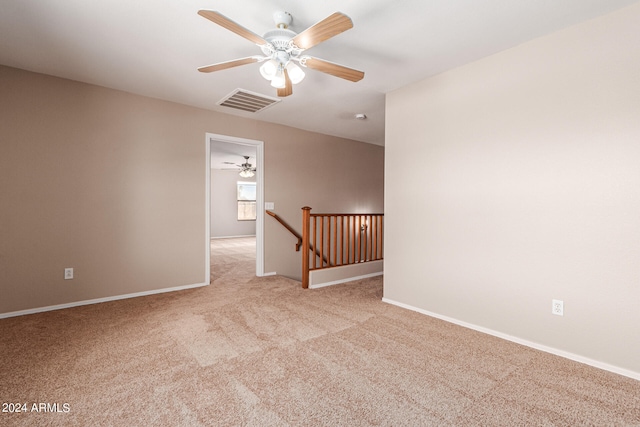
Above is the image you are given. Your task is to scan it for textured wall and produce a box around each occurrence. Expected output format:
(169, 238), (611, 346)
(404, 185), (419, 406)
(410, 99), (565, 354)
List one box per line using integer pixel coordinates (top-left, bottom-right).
(384, 4), (640, 375)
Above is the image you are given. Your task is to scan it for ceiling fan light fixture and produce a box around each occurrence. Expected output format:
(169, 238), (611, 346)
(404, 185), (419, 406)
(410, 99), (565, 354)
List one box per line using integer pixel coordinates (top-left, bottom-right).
(286, 62), (305, 84)
(259, 59), (278, 80)
(270, 68), (286, 88)
(239, 169), (255, 178)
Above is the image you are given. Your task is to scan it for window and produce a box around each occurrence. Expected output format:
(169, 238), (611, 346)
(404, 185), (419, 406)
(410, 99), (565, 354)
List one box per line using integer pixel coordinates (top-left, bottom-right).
(237, 182), (256, 221)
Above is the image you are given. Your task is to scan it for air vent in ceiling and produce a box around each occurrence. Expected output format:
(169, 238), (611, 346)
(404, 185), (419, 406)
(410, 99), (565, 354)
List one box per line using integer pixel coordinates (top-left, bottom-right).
(217, 89), (281, 113)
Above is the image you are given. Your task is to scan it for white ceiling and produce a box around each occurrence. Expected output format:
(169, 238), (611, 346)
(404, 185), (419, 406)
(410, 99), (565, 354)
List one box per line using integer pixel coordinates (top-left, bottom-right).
(210, 139), (256, 171)
(1, 0), (637, 147)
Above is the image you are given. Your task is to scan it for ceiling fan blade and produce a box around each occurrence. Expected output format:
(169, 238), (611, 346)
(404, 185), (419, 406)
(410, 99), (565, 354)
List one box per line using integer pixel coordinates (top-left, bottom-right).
(198, 57), (260, 73)
(277, 69), (293, 97)
(198, 10), (270, 46)
(291, 12), (353, 50)
(301, 57), (364, 82)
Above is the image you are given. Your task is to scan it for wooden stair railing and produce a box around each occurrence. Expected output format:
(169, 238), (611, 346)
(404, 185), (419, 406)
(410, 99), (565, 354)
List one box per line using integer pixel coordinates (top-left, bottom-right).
(301, 207), (384, 289)
(266, 210), (329, 264)
(266, 210), (302, 251)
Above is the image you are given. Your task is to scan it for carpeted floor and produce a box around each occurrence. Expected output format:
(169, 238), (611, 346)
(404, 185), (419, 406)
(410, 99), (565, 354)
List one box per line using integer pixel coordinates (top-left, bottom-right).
(1, 237), (639, 426)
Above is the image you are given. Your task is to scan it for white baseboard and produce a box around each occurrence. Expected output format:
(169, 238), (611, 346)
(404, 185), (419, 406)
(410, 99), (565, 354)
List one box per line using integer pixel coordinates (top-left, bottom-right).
(260, 271), (277, 277)
(0, 282), (208, 319)
(382, 298), (640, 381)
(310, 272), (383, 289)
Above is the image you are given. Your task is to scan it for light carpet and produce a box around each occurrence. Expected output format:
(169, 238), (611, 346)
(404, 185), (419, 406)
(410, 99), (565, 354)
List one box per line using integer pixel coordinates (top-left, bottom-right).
(1, 237), (638, 426)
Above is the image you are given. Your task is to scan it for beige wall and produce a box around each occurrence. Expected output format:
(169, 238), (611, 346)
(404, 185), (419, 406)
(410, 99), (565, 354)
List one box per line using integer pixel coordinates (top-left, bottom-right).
(211, 170), (256, 238)
(0, 65), (384, 314)
(385, 3), (640, 376)
(263, 125), (385, 279)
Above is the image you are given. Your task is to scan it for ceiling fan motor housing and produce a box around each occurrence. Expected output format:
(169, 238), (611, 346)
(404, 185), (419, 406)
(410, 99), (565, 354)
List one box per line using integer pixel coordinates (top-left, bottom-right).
(261, 29), (298, 55)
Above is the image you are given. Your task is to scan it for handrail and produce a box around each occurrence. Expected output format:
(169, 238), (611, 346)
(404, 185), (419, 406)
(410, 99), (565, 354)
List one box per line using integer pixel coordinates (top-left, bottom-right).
(266, 210), (302, 251)
(301, 207), (384, 289)
(266, 210), (329, 264)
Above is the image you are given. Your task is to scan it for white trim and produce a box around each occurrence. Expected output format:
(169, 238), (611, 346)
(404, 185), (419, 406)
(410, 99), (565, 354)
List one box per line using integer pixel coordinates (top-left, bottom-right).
(205, 136), (211, 283)
(309, 272), (383, 289)
(255, 141), (265, 276)
(261, 271), (277, 277)
(381, 298), (640, 381)
(0, 282), (207, 319)
(206, 133), (265, 279)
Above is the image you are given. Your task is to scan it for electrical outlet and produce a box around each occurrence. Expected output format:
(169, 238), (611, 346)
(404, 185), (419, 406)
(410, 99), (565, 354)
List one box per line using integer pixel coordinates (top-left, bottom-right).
(64, 268), (74, 280)
(552, 299), (563, 316)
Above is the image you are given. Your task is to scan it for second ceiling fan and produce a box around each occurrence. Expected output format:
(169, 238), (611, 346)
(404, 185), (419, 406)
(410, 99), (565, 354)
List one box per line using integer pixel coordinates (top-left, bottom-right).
(222, 156), (256, 177)
(197, 10), (365, 97)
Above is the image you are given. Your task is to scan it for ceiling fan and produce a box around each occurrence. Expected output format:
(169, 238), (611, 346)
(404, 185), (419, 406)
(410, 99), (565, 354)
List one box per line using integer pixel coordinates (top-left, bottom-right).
(197, 10), (365, 97)
(223, 156), (256, 178)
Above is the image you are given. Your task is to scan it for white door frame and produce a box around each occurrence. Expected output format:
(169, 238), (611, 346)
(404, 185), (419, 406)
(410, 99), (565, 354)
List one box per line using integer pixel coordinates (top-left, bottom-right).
(205, 133), (265, 283)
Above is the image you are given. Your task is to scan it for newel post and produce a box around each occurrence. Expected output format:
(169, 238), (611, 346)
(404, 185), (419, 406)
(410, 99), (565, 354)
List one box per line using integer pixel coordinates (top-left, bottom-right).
(301, 206), (312, 289)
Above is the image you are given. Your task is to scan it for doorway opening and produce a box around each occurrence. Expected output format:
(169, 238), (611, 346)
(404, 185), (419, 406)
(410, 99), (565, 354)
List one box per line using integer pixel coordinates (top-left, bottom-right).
(205, 133), (264, 283)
